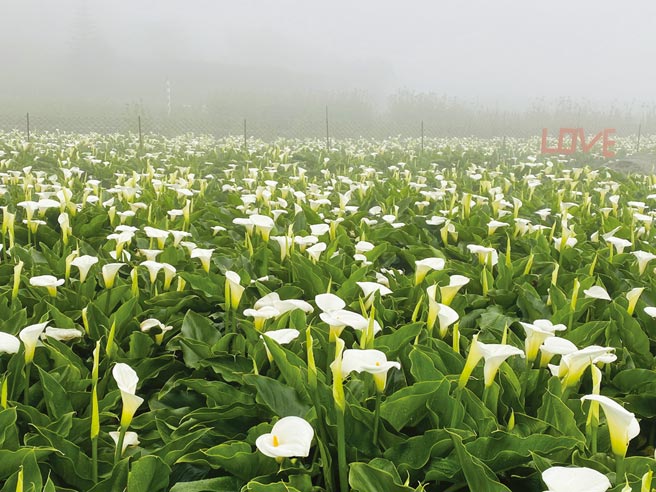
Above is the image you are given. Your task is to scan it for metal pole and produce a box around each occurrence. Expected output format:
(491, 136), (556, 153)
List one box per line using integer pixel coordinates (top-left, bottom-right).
(325, 106), (330, 150)
(26, 112), (30, 142)
(421, 120), (424, 154)
(166, 79), (172, 117)
(637, 123), (642, 153)
(243, 119), (247, 149)
(138, 115), (143, 148)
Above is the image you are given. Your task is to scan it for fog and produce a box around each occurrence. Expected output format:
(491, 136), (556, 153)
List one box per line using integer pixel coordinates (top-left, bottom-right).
(1, 0), (655, 137)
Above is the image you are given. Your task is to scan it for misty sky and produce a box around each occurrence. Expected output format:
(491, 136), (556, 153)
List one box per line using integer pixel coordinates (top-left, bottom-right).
(2, 0), (655, 108)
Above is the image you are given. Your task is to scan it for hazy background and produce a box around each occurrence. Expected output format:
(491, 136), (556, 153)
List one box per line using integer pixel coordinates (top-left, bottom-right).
(1, 0), (654, 138)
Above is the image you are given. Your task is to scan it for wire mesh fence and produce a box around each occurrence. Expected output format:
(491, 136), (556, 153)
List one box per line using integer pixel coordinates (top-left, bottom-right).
(0, 103), (653, 144)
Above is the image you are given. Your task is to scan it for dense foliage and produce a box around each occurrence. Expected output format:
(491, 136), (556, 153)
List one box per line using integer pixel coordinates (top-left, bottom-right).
(0, 132), (655, 491)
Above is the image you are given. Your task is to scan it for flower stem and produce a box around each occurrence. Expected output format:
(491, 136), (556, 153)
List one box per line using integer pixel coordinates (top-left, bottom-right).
(373, 391), (381, 446)
(23, 363), (31, 406)
(114, 425), (127, 465)
(92, 436), (98, 483)
(561, 387), (571, 402)
(325, 345), (333, 386)
(309, 393), (333, 491)
(449, 387), (463, 428)
(615, 453), (625, 484)
(336, 407), (348, 492)
(482, 385), (491, 411)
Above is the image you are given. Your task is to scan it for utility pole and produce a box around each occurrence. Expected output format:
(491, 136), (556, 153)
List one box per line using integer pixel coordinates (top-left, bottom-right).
(325, 106), (330, 151)
(138, 115), (143, 148)
(421, 120), (424, 155)
(166, 79), (172, 117)
(243, 119), (247, 150)
(26, 112), (31, 142)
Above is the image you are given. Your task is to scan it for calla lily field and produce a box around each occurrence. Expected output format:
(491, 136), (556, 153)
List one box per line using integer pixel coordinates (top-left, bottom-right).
(0, 132), (656, 491)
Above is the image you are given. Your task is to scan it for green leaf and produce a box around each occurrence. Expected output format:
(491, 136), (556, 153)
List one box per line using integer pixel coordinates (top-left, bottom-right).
(516, 283), (550, 320)
(448, 430), (512, 492)
(37, 366), (73, 420)
(0, 450), (43, 492)
(383, 429), (469, 475)
(374, 322), (423, 359)
(349, 461), (415, 492)
(178, 441), (277, 482)
(243, 374), (311, 418)
(609, 302), (652, 367)
(465, 431), (582, 472)
(244, 482), (303, 492)
(262, 338), (311, 403)
(169, 477), (242, 492)
(181, 310), (221, 345)
(564, 321), (611, 347)
(380, 380), (446, 431)
(0, 408), (20, 450)
(0, 448), (55, 482)
(127, 456), (170, 492)
(87, 456), (129, 492)
(42, 475), (57, 492)
(24, 426), (94, 489)
(537, 379), (585, 443)
(409, 346), (445, 383)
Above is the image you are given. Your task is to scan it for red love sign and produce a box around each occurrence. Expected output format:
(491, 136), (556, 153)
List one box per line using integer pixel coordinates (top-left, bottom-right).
(541, 128), (616, 158)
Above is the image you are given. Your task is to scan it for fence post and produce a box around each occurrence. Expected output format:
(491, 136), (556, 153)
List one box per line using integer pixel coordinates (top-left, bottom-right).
(138, 115), (143, 148)
(325, 106), (330, 151)
(26, 112), (30, 142)
(421, 120), (424, 154)
(637, 123), (641, 153)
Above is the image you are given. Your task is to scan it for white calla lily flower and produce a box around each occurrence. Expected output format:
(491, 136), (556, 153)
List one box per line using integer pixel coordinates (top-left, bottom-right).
(584, 286), (611, 301)
(190, 248), (214, 273)
(541, 466), (611, 492)
(581, 394), (640, 459)
(43, 327), (84, 341)
(414, 257), (445, 285)
(112, 363), (144, 428)
(0, 332), (21, 354)
(631, 250), (656, 275)
(476, 341), (525, 387)
(19, 321), (49, 363)
(109, 430), (140, 455)
(255, 416), (314, 459)
(356, 281), (392, 309)
(261, 328), (300, 361)
(626, 287), (644, 316)
(29, 275), (64, 297)
(244, 306), (280, 331)
(102, 263), (126, 288)
(225, 271), (245, 311)
(70, 255), (99, 283)
(520, 319), (566, 364)
(339, 348), (401, 392)
(439, 275), (470, 306)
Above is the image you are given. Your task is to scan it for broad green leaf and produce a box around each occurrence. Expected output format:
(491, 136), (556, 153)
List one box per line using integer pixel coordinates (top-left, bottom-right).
(169, 477), (242, 492)
(127, 455), (170, 492)
(448, 430), (512, 492)
(349, 461), (415, 492)
(380, 380), (446, 431)
(243, 374), (311, 418)
(37, 366), (74, 420)
(181, 309), (221, 345)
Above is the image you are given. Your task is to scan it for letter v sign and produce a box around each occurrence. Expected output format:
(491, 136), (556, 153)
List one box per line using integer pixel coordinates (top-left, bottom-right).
(578, 129), (603, 152)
